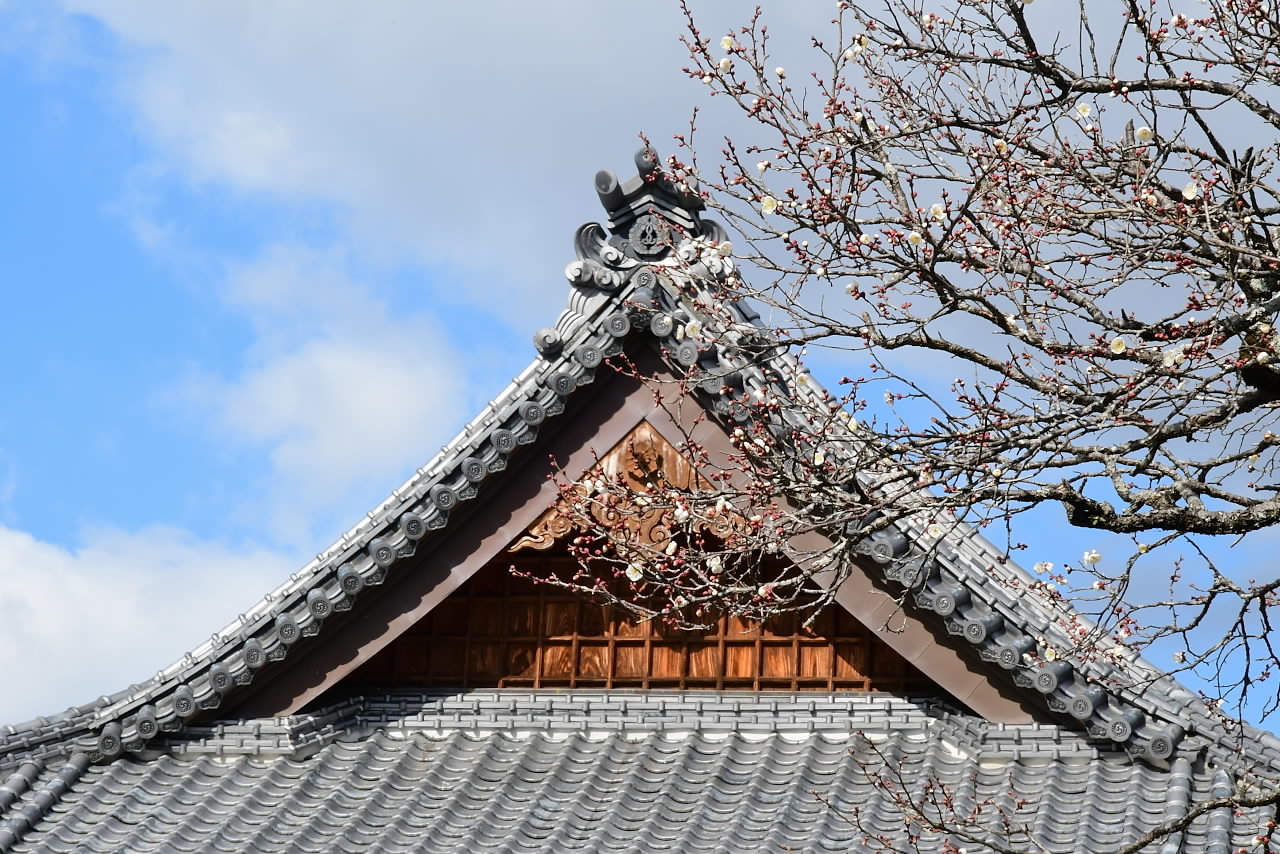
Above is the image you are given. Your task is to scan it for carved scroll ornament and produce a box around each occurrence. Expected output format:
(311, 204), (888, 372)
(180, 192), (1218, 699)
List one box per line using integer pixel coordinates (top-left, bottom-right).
(511, 421), (732, 552)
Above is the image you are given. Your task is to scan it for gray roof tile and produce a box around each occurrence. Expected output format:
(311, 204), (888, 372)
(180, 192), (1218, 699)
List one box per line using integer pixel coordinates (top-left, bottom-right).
(4, 152), (1280, 850)
(3, 691), (1275, 854)
(2, 155), (1273, 800)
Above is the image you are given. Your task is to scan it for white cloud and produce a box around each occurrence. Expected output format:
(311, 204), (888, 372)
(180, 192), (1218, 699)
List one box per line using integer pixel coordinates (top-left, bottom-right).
(176, 244), (466, 544)
(0, 523), (294, 726)
(56, 2), (709, 323)
(54, 2), (822, 323)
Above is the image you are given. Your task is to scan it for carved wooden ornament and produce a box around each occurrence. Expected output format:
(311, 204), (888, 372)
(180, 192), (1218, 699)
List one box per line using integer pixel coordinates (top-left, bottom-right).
(512, 421), (728, 551)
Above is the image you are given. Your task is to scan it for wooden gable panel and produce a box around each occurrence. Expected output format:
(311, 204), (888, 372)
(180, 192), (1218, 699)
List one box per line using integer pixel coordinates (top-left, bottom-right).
(343, 551), (939, 695)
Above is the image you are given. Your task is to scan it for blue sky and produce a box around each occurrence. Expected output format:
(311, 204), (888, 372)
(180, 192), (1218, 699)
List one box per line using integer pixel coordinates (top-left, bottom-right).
(0, 0), (785, 724)
(1, 2), (1272, 729)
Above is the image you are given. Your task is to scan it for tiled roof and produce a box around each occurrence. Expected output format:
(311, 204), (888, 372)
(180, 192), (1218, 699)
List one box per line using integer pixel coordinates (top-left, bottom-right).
(4, 148), (1280, 852)
(3, 692), (1272, 854)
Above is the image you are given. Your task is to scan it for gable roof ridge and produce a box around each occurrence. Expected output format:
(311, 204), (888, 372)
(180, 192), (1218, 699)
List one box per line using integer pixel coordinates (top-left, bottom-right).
(4, 148), (1277, 789)
(80, 689), (1158, 756)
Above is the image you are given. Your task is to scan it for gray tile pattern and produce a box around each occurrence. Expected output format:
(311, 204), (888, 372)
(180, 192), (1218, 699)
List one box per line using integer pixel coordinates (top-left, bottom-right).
(2, 148), (1243, 770)
(0, 151), (1245, 768)
(4, 151), (1280, 854)
(6, 693), (1273, 854)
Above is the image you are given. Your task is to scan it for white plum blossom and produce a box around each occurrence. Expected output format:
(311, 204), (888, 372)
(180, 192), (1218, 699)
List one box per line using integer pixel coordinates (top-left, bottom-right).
(1082, 549), (1102, 565)
(720, 35), (734, 51)
(1173, 650), (1187, 663)
(1109, 336), (1127, 354)
(758, 583), (777, 598)
(673, 504), (690, 523)
(757, 160), (770, 173)
(1033, 561), (1054, 574)
(1162, 346), (1187, 367)
(718, 57), (732, 73)
(993, 138), (1009, 154)
(907, 231), (924, 246)
(625, 563), (644, 582)
(707, 555), (723, 573)
(1135, 125), (1154, 143)
(845, 34), (869, 58)
(1182, 181), (1199, 200)
(1075, 102), (1092, 119)
(774, 66), (786, 78)
(717, 241), (733, 257)
(927, 523), (944, 538)
(761, 195), (779, 215)
(929, 202), (947, 221)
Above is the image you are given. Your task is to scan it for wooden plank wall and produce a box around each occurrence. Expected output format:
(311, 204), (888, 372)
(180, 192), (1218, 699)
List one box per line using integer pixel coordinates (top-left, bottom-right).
(344, 552), (935, 694)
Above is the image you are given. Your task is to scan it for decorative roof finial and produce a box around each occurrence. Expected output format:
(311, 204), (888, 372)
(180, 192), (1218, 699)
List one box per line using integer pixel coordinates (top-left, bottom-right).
(591, 147), (710, 262)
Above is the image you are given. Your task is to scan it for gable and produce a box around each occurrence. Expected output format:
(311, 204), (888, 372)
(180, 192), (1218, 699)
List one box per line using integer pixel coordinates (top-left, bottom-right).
(333, 551), (941, 697)
(0, 148), (1236, 788)
(297, 415), (1007, 718)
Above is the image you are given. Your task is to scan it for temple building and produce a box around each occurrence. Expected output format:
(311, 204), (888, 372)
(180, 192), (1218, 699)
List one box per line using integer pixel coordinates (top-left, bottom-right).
(2, 150), (1277, 853)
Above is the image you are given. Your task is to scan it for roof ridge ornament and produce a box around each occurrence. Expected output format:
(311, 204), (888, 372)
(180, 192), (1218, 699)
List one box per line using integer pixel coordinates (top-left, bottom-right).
(550, 148), (727, 357)
(592, 147), (718, 263)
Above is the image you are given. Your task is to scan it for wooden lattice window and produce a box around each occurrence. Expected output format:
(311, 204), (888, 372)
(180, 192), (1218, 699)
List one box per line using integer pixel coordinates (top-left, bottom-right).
(345, 553), (935, 694)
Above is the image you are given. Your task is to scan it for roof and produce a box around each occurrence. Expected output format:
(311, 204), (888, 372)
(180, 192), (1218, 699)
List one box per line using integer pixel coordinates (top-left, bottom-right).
(4, 147), (1280, 852)
(4, 691), (1270, 854)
